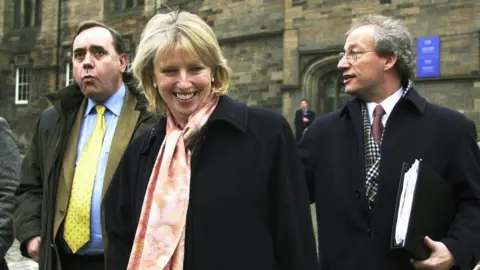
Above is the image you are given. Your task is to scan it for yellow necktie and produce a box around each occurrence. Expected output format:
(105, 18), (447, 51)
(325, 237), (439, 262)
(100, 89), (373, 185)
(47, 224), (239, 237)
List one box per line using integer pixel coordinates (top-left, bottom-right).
(64, 104), (106, 253)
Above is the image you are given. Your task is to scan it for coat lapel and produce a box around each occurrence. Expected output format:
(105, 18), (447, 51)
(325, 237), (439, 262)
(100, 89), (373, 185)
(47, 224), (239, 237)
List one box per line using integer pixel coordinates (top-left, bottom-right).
(344, 100), (371, 214)
(61, 100), (86, 190)
(345, 100), (365, 165)
(53, 98), (86, 241)
(101, 89), (140, 198)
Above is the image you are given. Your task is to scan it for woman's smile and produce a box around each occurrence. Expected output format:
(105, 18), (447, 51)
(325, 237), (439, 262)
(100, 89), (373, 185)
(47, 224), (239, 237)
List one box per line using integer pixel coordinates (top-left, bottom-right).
(174, 91), (197, 101)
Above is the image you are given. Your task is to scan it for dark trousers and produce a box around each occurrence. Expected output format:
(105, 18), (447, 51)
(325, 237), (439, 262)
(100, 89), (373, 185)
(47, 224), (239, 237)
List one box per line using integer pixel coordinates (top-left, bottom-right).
(56, 225), (104, 270)
(60, 253), (104, 270)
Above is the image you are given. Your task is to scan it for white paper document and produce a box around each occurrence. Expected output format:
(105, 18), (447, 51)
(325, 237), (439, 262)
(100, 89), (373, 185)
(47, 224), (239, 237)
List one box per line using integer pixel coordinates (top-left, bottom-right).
(394, 159), (420, 246)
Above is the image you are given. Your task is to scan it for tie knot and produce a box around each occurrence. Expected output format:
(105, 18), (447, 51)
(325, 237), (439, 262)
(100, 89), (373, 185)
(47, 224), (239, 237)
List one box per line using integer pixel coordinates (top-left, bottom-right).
(95, 105), (106, 116)
(373, 105), (385, 118)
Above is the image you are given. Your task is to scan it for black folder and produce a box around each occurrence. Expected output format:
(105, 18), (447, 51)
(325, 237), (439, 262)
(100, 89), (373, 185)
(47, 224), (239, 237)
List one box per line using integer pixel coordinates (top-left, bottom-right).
(390, 160), (456, 260)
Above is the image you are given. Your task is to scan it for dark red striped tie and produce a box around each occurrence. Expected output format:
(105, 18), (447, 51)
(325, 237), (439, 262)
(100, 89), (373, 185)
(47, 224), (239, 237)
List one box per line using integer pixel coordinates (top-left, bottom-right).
(372, 105), (385, 145)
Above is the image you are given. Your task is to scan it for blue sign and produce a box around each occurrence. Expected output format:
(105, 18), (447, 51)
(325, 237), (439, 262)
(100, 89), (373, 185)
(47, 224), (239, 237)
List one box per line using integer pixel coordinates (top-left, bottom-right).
(416, 36), (440, 77)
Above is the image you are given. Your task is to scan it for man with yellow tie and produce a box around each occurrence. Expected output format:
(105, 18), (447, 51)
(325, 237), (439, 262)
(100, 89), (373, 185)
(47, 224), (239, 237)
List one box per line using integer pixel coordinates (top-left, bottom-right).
(13, 21), (157, 270)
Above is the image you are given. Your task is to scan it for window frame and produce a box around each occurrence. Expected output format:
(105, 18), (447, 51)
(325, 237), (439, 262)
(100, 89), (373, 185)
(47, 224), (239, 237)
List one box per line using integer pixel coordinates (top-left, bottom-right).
(15, 67), (30, 105)
(13, 0), (41, 28)
(127, 53), (133, 72)
(65, 62), (74, 86)
(113, 0), (144, 11)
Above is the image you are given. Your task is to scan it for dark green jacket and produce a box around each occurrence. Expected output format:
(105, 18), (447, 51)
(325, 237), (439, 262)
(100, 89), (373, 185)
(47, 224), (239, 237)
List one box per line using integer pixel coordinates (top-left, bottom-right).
(13, 73), (158, 270)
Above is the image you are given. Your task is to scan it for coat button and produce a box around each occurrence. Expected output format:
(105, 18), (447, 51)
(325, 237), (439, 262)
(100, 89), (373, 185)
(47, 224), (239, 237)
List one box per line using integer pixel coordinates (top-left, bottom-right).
(355, 190), (361, 199)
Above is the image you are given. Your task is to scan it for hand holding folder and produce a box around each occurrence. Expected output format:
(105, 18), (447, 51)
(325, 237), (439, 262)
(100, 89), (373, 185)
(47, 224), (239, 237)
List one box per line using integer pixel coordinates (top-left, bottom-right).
(391, 159), (456, 260)
(411, 236), (454, 269)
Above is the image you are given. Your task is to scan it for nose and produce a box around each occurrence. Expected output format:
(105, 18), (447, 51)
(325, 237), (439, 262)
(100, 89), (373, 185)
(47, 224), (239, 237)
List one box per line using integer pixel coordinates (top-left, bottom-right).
(176, 70), (192, 89)
(82, 52), (94, 70)
(337, 55), (350, 70)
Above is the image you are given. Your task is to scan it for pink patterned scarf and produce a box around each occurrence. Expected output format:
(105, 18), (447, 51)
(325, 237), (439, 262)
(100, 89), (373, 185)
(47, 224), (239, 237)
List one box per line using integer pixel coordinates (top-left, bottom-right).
(127, 94), (220, 270)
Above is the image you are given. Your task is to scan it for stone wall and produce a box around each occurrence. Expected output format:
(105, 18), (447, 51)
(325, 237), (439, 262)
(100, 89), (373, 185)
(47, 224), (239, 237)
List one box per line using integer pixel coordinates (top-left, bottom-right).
(1, 0), (480, 150)
(416, 79), (480, 126)
(283, 1), (480, 84)
(282, 0), (480, 127)
(222, 35), (284, 112)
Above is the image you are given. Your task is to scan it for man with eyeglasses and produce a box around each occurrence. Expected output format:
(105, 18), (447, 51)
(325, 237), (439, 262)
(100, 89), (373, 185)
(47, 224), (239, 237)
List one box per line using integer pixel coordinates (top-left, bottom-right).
(299, 14), (480, 270)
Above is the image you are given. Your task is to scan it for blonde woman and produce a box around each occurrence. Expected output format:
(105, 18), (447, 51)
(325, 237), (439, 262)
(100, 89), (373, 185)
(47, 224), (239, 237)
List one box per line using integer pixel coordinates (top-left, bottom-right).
(104, 10), (318, 270)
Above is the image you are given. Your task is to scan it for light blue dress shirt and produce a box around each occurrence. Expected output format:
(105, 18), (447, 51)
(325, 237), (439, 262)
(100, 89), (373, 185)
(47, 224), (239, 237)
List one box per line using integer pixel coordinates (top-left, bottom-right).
(74, 84), (125, 254)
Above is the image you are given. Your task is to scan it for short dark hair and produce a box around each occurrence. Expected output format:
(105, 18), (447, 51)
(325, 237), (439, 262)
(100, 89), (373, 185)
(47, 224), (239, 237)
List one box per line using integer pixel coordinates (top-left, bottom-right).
(72, 20), (126, 55)
(301, 98), (308, 103)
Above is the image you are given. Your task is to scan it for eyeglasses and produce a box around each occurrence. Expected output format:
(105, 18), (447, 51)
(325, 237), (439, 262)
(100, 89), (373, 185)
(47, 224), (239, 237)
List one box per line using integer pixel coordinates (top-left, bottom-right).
(339, 50), (376, 64)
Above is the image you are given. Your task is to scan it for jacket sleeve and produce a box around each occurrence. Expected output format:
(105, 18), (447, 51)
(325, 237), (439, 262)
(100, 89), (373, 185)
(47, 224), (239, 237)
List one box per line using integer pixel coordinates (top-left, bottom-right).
(13, 117), (43, 258)
(269, 116), (318, 270)
(441, 117), (480, 269)
(104, 145), (136, 270)
(0, 118), (20, 259)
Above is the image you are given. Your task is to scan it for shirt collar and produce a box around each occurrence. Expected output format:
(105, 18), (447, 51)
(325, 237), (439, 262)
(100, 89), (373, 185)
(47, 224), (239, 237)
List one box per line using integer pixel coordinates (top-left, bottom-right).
(366, 87), (403, 121)
(84, 83), (126, 117)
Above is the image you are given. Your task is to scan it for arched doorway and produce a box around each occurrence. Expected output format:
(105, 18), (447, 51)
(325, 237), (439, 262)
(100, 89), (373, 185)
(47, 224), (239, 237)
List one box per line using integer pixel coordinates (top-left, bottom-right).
(301, 55), (349, 116)
(317, 70), (349, 115)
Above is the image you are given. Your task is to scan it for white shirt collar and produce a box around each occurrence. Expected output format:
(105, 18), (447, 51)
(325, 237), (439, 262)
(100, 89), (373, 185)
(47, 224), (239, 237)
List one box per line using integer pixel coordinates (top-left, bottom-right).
(366, 87), (404, 125)
(84, 83), (126, 117)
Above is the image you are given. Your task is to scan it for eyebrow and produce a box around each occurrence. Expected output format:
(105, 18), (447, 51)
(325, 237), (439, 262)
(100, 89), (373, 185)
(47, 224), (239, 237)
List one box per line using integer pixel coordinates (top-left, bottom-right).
(90, 45), (107, 51)
(73, 45), (107, 54)
(345, 44), (359, 51)
(160, 61), (205, 68)
(73, 47), (85, 54)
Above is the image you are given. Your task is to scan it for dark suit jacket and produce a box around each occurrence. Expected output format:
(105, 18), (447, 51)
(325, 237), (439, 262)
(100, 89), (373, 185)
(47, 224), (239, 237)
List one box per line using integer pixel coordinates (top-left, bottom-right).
(299, 88), (480, 270)
(294, 109), (315, 142)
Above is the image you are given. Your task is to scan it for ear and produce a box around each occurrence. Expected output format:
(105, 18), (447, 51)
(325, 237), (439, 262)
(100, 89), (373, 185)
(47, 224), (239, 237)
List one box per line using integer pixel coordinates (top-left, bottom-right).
(119, 54), (128, 72)
(211, 68), (216, 82)
(383, 54), (398, 71)
(152, 72), (157, 82)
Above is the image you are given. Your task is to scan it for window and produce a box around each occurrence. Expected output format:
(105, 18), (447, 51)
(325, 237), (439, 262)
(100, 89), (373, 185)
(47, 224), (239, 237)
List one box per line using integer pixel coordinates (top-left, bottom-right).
(127, 54), (133, 72)
(13, 0), (41, 28)
(15, 67), (30, 104)
(113, 0), (143, 11)
(24, 0), (32, 26)
(317, 71), (348, 114)
(13, 0), (21, 27)
(380, 0), (391, 4)
(65, 62), (74, 86)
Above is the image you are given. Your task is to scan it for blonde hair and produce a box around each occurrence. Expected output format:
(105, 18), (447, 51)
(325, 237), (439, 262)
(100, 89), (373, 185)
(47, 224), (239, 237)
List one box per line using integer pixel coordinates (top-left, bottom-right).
(132, 10), (231, 113)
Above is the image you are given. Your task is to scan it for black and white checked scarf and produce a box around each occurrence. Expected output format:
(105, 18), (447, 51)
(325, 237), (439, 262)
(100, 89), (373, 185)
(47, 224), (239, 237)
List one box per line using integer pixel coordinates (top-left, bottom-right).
(363, 80), (413, 206)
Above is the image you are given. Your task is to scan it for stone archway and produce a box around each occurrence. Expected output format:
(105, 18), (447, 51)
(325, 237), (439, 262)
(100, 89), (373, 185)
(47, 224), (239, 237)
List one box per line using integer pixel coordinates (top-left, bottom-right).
(301, 55), (348, 115)
(317, 70), (350, 114)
